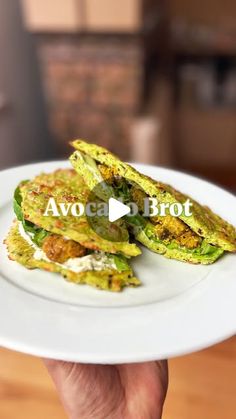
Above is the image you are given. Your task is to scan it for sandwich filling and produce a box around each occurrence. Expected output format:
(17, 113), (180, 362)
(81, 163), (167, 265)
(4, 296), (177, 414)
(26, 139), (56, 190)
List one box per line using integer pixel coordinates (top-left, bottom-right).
(70, 140), (236, 257)
(70, 150), (223, 262)
(18, 221), (116, 273)
(70, 143), (234, 264)
(4, 171), (141, 292)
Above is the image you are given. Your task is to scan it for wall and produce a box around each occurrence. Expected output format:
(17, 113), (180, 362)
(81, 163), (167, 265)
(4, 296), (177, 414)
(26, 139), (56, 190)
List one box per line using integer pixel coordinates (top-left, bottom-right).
(35, 34), (143, 158)
(0, 0), (52, 169)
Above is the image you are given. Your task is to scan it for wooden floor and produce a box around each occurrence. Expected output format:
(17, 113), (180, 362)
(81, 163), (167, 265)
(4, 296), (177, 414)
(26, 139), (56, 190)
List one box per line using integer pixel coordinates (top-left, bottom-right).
(0, 337), (235, 419)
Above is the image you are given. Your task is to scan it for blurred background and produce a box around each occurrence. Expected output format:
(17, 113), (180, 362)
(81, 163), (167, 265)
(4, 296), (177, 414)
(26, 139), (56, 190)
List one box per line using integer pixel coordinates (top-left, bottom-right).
(0, 1), (235, 418)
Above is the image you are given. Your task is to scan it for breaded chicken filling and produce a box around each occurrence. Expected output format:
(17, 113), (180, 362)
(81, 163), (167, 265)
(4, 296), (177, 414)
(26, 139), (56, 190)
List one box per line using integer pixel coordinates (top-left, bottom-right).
(42, 234), (87, 263)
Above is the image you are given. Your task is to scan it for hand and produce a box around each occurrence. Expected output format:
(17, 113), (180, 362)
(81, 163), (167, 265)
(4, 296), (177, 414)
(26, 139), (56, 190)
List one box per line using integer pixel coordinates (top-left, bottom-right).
(44, 359), (168, 419)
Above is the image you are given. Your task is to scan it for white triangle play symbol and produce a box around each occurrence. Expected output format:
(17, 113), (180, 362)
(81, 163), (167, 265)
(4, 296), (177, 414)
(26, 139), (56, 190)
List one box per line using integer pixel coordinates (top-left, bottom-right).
(108, 198), (130, 222)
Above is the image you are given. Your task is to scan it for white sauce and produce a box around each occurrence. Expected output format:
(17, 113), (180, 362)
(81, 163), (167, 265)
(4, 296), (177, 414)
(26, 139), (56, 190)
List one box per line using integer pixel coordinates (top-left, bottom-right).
(59, 253), (116, 273)
(18, 222), (116, 273)
(18, 222), (37, 249)
(34, 248), (51, 262)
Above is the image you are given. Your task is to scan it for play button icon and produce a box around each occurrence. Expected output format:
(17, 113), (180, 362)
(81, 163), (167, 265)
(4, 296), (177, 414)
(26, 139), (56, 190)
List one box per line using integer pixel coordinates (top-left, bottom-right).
(86, 180), (132, 242)
(108, 198), (130, 222)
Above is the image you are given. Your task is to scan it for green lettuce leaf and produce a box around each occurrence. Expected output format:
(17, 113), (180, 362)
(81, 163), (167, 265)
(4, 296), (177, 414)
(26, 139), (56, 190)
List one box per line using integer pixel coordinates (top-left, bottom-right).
(13, 183), (50, 247)
(112, 255), (130, 272)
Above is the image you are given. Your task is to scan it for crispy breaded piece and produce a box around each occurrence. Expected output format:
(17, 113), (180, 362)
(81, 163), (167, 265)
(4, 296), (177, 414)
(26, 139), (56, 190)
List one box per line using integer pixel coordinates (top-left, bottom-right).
(98, 164), (117, 184)
(130, 186), (201, 250)
(174, 230), (201, 249)
(130, 186), (146, 212)
(42, 234), (87, 263)
(152, 216), (201, 249)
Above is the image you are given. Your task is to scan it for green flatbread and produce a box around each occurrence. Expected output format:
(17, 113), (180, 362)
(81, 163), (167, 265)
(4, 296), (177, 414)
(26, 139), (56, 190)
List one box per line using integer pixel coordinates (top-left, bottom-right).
(20, 169), (140, 258)
(135, 225), (223, 264)
(5, 222), (141, 292)
(70, 139), (236, 264)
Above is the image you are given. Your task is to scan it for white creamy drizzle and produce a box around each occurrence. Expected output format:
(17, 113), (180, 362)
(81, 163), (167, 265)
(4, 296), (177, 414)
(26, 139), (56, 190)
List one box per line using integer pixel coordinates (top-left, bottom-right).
(18, 222), (38, 249)
(18, 222), (116, 273)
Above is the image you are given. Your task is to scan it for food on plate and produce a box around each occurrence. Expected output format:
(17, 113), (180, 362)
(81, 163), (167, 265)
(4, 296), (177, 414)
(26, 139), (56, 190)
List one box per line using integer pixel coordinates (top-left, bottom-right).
(4, 169), (140, 292)
(17, 169), (140, 257)
(70, 140), (236, 264)
(4, 139), (236, 295)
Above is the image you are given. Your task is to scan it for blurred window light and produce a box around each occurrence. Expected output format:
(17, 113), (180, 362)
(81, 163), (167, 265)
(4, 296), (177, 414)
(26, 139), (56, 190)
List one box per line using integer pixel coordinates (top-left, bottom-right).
(21, 0), (83, 32)
(85, 0), (141, 32)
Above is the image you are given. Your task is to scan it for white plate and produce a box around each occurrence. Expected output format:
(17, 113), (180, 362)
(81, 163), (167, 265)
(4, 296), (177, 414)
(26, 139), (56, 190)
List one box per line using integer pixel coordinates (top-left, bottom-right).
(0, 161), (235, 363)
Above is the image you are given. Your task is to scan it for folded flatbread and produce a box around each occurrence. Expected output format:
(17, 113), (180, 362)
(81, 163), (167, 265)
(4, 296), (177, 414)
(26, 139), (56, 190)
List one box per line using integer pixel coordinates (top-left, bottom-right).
(70, 140), (236, 264)
(19, 169), (140, 257)
(5, 169), (140, 291)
